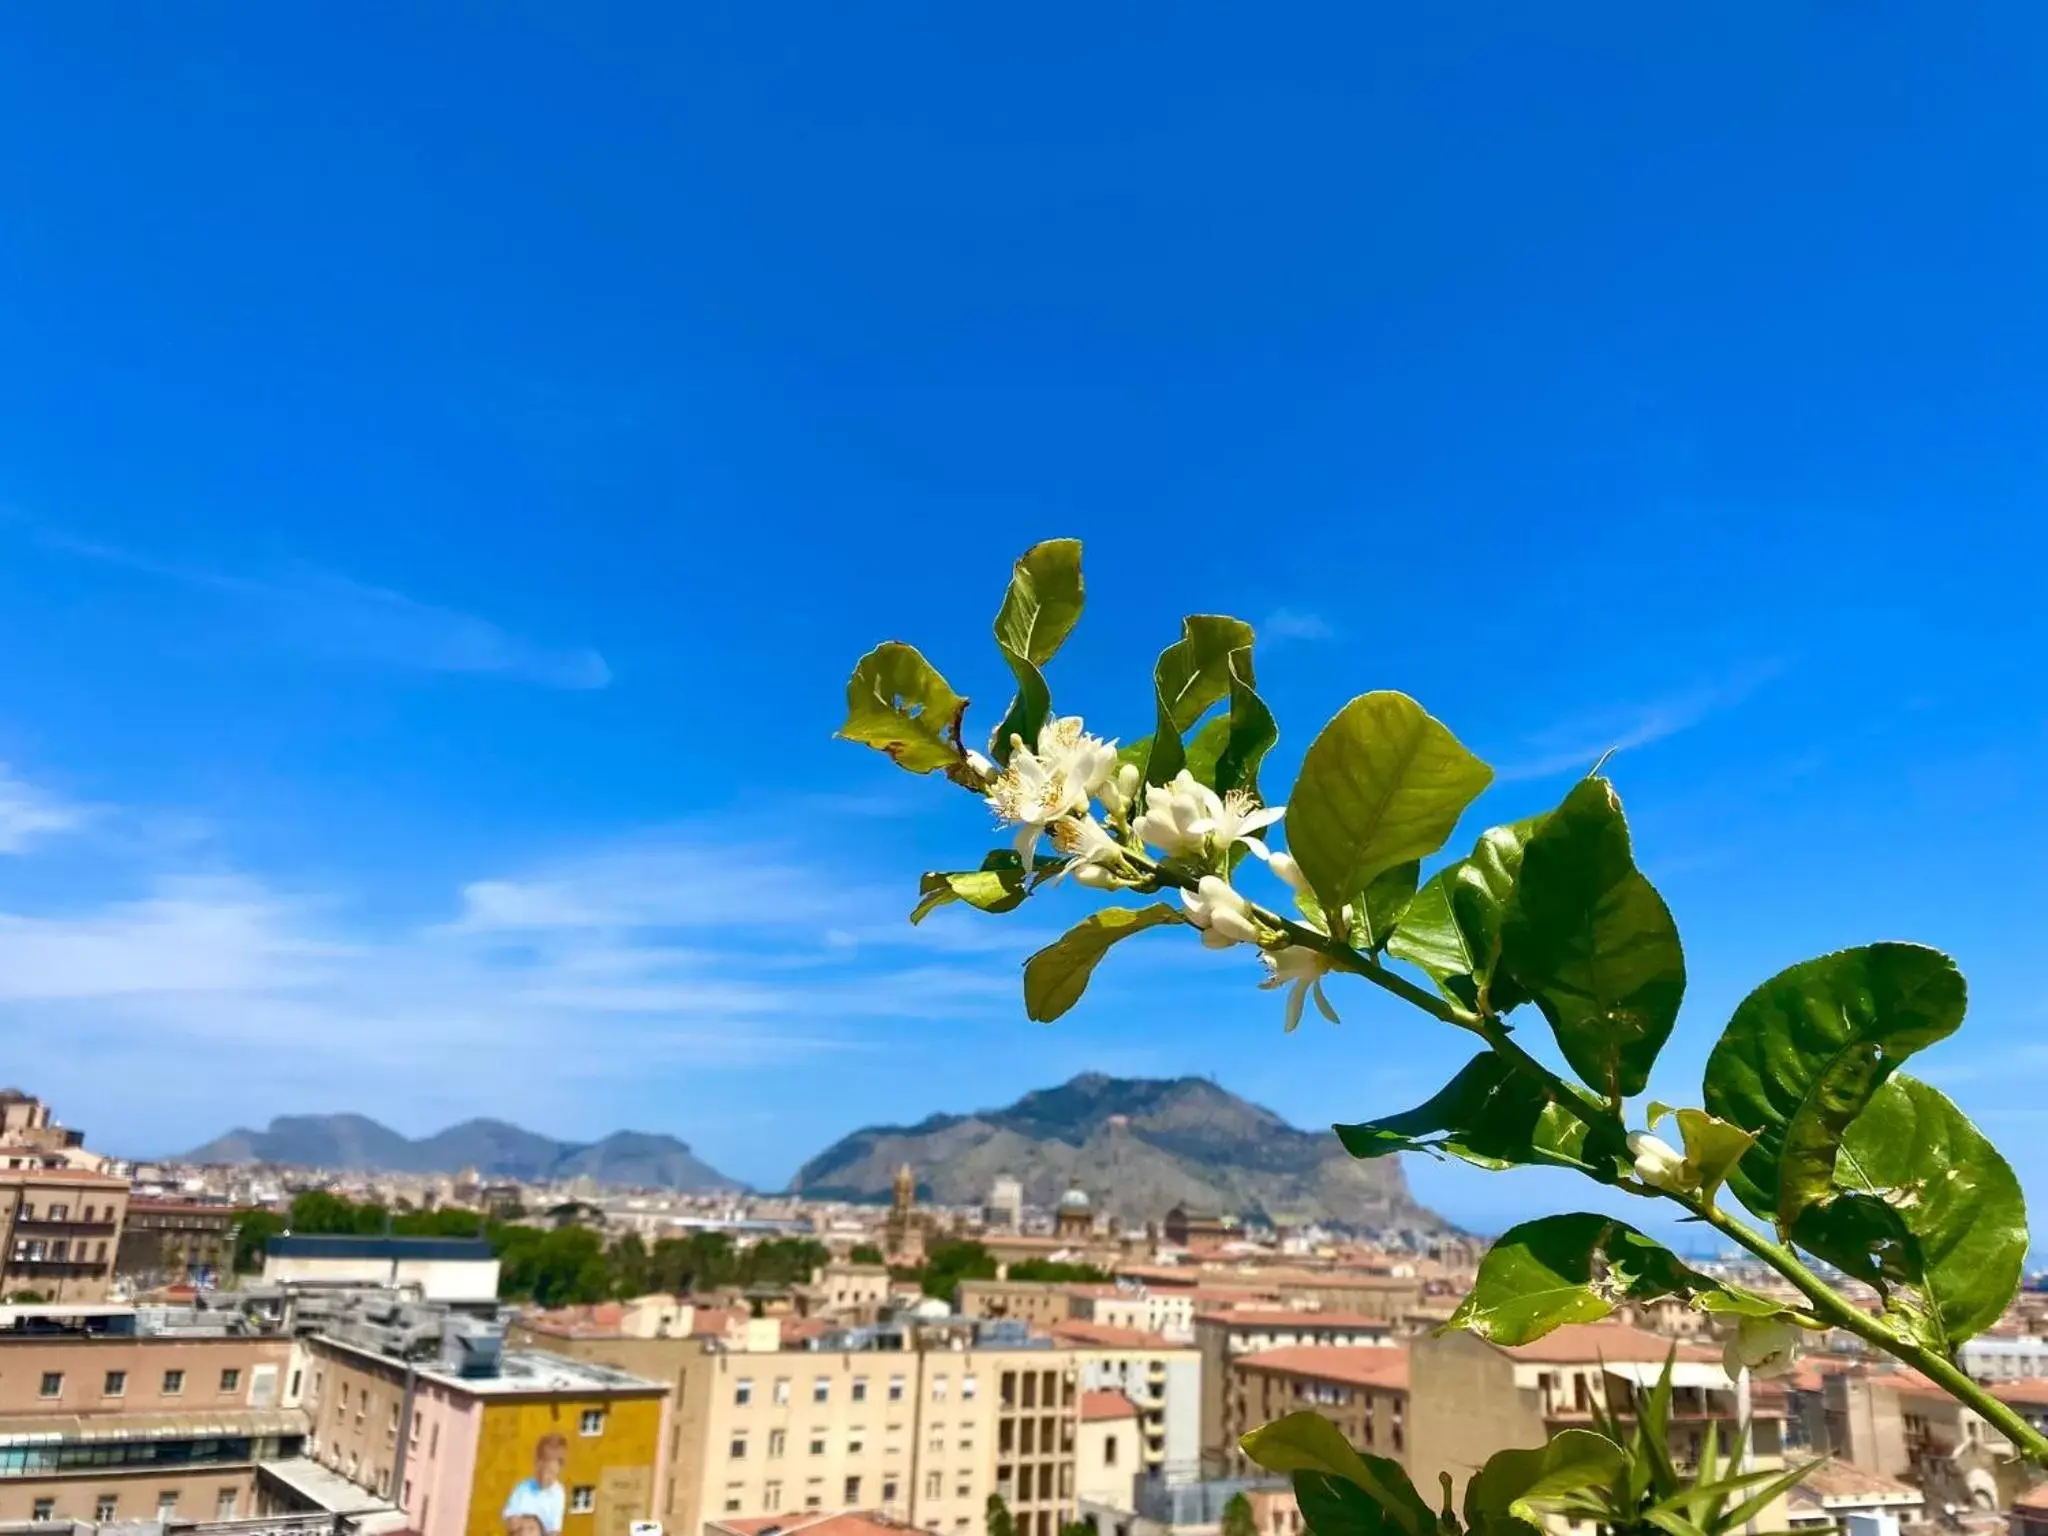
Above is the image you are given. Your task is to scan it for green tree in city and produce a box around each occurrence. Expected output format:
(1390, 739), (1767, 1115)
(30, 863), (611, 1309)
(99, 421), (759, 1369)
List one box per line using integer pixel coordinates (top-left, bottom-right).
(849, 1243), (885, 1264)
(1220, 1495), (1257, 1536)
(839, 539), (2045, 1534)
(984, 1495), (1016, 1536)
(231, 1209), (286, 1272)
(1007, 1259), (1108, 1284)
(919, 1240), (998, 1301)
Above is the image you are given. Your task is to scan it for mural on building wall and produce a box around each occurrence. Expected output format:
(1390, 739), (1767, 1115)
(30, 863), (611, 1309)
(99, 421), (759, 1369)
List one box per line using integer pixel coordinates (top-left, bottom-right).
(466, 1399), (661, 1536)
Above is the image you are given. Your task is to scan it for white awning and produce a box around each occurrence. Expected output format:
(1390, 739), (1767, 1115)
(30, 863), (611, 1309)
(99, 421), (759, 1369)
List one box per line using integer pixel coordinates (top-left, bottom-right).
(1603, 1360), (1733, 1390)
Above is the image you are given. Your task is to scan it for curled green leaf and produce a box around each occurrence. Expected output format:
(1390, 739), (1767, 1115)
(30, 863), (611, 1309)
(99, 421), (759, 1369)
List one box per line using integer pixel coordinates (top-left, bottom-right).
(836, 642), (968, 774)
(1021, 904), (1181, 1022)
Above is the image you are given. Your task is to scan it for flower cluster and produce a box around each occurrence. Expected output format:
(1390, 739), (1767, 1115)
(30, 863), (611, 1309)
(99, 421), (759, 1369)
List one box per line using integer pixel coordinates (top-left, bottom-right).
(980, 715), (1336, 1031)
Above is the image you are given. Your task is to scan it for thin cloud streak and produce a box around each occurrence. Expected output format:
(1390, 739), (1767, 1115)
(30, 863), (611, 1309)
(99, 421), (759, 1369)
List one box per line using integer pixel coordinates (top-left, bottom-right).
(1492, 664), (1784, 782)
(0, 767), (90, 853)
(31, 525), (609, 690)
(1262, 607), (1336, 643)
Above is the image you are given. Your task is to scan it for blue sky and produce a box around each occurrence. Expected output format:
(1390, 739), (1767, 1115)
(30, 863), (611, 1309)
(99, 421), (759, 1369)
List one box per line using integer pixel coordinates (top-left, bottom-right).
(2, 6), (2045, 1241)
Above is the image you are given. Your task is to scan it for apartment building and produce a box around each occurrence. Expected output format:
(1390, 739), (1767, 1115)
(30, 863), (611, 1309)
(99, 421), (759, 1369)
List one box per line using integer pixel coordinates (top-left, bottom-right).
(116, 1200), (237, 1289)
(0, 1171), (131, 1303)
(301, 1320), (666, 1536)
(1048, 1322), (1199, 1485)
(1067, 1289), (1195, 1344)
(1813, 1365), (2048, 1512)
(954, 1282), (1076, 1329)
(1405, 1321), (1789, 1526)
(1073, 1392), (1141, 1513)
(0, 1301), (303, 1524)
(1193, 1310), (1395, 1472)
(523, 1313), (1082, 1536)
(1223, 1347), (1409, 1474)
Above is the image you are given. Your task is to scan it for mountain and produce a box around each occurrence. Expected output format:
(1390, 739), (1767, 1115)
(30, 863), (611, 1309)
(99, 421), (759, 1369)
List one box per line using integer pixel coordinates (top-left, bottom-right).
(789, 1073), (1448, 1232)
(177, 1115), (743, 1191)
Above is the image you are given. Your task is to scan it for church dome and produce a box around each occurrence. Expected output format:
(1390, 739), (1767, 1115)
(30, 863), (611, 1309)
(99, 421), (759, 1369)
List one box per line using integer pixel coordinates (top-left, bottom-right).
(1058, 1186), (1091, 1211)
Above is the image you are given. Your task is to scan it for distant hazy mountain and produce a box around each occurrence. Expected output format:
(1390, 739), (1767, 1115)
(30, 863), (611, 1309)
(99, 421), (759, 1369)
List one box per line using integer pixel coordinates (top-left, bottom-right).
(789, 1072), (1446, 1232)
(177, 1114), (743, 1191)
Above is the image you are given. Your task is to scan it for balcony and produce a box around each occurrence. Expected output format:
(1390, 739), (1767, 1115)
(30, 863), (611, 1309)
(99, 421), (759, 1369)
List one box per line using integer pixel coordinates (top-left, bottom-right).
(14, 1215), (117, 1232)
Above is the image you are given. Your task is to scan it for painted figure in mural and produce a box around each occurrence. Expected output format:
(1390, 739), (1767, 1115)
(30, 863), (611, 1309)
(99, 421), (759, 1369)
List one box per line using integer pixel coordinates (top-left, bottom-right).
(503, 1432), (569, 1536)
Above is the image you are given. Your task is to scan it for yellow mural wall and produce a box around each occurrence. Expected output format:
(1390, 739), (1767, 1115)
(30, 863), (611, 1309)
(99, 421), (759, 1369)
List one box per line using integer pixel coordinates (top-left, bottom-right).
(466, 1394), (665, 1536)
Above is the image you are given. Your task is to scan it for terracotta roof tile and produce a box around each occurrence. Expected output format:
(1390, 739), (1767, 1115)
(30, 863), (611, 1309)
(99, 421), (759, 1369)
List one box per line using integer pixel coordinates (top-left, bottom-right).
(1235, 1345), (1410, 1391)
(1080, 1390), (1141, 1421)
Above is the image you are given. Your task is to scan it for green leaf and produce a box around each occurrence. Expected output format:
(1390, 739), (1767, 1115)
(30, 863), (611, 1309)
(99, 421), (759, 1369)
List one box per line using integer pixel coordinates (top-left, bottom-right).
(1022, 905), (1182, 1022)
(1499, 777), (1684, 1100)
(992, 540), (1084, 765)
(1827, 1074), (2026, 1350)
(1292, 1472), (1413, 1536)
(1144, 616), (1257, 785)
(836, 642), (968, 774)
(1353, 861), (1420, 954)
(1335, 1054), (1626, 1180)
(1287, 692), (1494, 922)
(1465, 1430), (1626, 1530)
(908, 850), (1052, 924)
(1387, 818), (1544, 1011)
(1238, 1413), (1434, 1536)
(1701, 943), (1965, 1232)
(1446, 1213), (1785, 1346)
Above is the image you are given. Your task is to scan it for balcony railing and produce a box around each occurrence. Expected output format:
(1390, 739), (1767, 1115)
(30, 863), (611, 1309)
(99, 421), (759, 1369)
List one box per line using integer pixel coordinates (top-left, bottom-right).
(14, 1216), (118, 1231)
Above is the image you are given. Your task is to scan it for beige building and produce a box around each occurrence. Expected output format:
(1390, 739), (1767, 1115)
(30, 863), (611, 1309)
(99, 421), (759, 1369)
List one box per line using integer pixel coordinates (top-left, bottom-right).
(0, 1170), (131, 1303)
(1048, 1322), (1200, 1485)
(521, 1314), (1083, 1536)
(0, 1301), (304, 1524)
(1074, 1392), (1141, 1513)
(1194, 1310), (1395, 1472)
(955, 1281), (1077, 1328)
(1068, 1288), (1195, 1343)
(1223, 1346), (1409, 1475)
(1812, 1365), (2048, 1512)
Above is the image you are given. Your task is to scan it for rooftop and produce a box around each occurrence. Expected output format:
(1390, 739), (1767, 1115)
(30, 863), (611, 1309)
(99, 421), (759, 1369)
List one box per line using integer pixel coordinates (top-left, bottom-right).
(1493, 1322), (1719, 1365)
(1995, 1378), (2048, 1408)
(268, 1235), (494, 1262)
(1235, 1345), (1410, 1391)
(1047, 1320), (1185, 1351)
(1080, 1390), (1142, 1422)
(1195, 1308), (1394, 1331)
(1796, 1461), (1923, 1502)
(318, 1336), (667, 1398)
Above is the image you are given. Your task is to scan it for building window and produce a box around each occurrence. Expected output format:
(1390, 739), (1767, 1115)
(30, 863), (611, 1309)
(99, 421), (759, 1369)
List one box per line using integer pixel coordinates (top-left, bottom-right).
(730, 1436), (747, 1460)
(164, 1369), (186, 1395)
(289, 1369), (303, 1398)
(38, 1371), (62, 1398)
(774, 1377), (791, 1406)
(962, 1374), (978, 1400)
(157, 1493), (178, 1517)
(221, 1367), (241, 1392)
(845, 1477), (863, 1504)
(853, 1376), (869, 1402)
(49, 1204), (68, 1220)
(32, 1499), (54, 1521)
(889, 1374), (905, 1402)
(849, 1429), (866, 1455)
(932, 1374), (948, 1401)
(103, 1369), (127, 1397)
(810, 1435), (827, 1456)
(768, 1429), (787, 1458)
(571, 1487), (596, 1514)
(581, 1409), (606, 1436)
(217, 1489), (239, 1520)
(725, 1498), (742, 1515)
(814, 1376), (830, 1404)
(956, 1483), (971, 1500)
(765, 1481), (783, 1509)
(95, 1498), (117, 1522)
(735, 1377), (753, 1406)
(925, 1472), (942, 1499)
(50, 1239), (67, 1260)
(1105, 1437), (1118, 1466)
(883, 1479), (899, 1504)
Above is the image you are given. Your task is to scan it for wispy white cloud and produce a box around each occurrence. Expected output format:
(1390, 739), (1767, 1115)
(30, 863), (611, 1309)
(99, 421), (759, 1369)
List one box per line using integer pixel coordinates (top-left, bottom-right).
(1492, 664), (1783, 782)
(0, 815), (1035, 1151)
(0, 767), (89, 853)
(32, 527), (609, 690)
(1262, 608), (1336, 644)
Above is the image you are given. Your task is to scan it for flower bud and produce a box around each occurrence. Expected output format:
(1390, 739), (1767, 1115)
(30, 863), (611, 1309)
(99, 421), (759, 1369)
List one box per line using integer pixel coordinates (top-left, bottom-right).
(1266, 851), (1309, 893)
(1627, 1132), (1692, 1192)
(1723, 1315), (1799, 1379)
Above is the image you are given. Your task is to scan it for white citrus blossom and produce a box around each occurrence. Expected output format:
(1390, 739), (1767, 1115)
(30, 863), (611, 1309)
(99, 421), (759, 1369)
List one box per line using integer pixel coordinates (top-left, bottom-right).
(1134, 771), (1284, 863)
(1180, 875), (1262, 949)
(1627, 1132), (1692, 1192)
(985, 716), (1118, 861)
(1260, 945), (1341, 1032)
(1049, 815), (1124, 882)
(1723, 1315), (1800, 1379)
